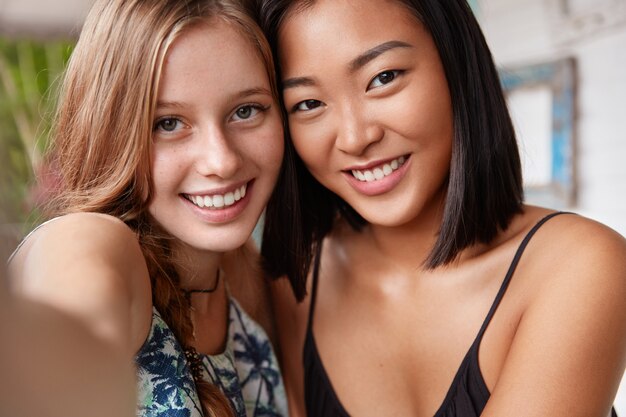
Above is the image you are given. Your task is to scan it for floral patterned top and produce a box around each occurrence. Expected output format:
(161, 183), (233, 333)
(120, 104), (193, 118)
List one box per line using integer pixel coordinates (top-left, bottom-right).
(135, 298), (288, 417)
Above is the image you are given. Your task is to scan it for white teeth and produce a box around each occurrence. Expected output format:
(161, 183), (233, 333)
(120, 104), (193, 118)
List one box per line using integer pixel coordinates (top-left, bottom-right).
(213, 195), (224, 208)
(352, 170), (365, 181)
(351, 156), (407, 183)
(187, 184), (247, 209)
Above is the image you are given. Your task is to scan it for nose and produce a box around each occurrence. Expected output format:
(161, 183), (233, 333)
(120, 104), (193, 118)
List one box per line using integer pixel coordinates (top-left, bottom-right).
(335, 103), (384, 155)
(194, 125), (242, 179)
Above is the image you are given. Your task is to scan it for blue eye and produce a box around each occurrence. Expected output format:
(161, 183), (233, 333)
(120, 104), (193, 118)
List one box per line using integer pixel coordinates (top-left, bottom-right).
(368, 70), (401, 90)
(293, 99), (322, 112)
(232, 104), (265, 121)
(154, 117), (182, 132)
(235, 105), (255, 120)
(237, 106), (252, 119)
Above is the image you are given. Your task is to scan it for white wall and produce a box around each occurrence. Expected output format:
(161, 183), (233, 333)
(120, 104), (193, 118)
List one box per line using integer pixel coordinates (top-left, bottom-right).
(0, 0), (92, 37)
(480, 0), (626, 236)
(479, 0), (626, 413)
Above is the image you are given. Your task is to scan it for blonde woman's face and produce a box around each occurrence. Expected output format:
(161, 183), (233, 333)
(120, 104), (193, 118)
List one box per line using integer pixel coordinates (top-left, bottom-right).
(148, 21), (283, 253)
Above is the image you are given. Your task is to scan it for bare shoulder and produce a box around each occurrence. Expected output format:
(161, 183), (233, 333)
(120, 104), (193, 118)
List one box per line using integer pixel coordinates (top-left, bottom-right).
(8, 212), (152, 356)
(522, 209), (626, 289)
(540, 209), (626, 250)
(483, 208), (626, 416)
(517, 208), (626, 319)
(13, 213), (137, 261)
(12, 212), (149, 289)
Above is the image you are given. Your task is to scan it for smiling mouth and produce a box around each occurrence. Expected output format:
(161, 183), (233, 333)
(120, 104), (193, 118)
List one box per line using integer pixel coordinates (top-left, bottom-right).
(349, 155), (407, 182)
(184, 183), (247, 209)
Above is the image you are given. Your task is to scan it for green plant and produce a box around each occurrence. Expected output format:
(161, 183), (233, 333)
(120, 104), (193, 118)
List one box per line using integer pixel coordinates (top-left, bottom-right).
(0, 37), (74, 237)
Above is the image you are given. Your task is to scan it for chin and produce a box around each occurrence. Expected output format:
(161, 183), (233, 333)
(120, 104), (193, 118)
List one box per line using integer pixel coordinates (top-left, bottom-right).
(201, 233), (252, 253)
(167, 224), (252, 255)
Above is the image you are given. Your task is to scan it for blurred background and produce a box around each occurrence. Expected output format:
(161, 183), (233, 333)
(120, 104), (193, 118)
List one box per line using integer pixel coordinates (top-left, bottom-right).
(0, 0), (83, 249)
(0, 0), (625, 412)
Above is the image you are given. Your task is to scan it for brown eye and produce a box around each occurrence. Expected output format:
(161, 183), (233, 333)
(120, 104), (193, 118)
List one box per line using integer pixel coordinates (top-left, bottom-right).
(294, 99), (322, 112)
(368, 70), (401, 90)
(378, 71), (396, 84)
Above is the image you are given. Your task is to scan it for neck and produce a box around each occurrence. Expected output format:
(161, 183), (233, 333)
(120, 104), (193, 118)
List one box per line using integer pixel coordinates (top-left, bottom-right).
(171, 241), (224, 291)
(366, 198), (445, 272)
(183, 268), (221, 294)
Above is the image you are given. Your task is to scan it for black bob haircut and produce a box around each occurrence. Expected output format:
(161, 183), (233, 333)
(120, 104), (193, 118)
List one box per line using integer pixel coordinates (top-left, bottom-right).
(258, 0), (524, 301)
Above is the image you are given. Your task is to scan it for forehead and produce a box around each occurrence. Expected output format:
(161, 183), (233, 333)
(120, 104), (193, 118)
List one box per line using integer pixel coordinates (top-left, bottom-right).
(165, 20), (260, 71)
(278, 0), (426, 72)
(158, 20), (268, 99)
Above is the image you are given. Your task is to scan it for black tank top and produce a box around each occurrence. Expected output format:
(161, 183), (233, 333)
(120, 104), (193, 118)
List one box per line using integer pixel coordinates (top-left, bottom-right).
(303, 212), (619, 417)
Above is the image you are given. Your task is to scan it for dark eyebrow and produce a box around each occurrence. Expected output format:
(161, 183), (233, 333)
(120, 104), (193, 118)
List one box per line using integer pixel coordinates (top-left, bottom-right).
(282, 76), (316, 91)
(349, 40), (412, 73)
(282, 40), (413, 90)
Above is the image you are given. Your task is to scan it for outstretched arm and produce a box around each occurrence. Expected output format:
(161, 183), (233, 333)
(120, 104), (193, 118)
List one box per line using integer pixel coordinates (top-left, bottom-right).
(1, 212), (153, 417)
(0, 286), (137, 417)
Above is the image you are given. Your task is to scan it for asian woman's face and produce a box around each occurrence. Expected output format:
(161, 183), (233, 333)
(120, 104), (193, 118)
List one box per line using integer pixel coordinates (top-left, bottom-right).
(279, 0), (453, 227)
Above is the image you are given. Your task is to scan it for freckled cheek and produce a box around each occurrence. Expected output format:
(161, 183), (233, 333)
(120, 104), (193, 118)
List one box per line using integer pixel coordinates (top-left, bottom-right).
(150, 151), (165, 180)
(265, 144), (285, 175)
(255, 123), (285, 171)
(150, 150), (186, 190)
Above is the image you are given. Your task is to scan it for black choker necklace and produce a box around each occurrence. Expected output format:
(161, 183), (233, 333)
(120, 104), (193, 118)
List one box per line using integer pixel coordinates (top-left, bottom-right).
(183, 269), (221, 296)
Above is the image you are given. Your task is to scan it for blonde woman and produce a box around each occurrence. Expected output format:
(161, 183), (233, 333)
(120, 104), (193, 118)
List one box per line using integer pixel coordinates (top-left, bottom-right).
(7, 0), (287, 416)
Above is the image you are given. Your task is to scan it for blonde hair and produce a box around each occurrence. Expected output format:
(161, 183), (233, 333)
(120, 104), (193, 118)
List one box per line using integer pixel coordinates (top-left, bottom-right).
(44, 0), (278, 416)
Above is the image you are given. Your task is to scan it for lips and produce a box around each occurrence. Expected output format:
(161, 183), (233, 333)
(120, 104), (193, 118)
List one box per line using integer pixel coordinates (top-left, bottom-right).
(343, 154), (410, 196)
(349, 155), (407, 182)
